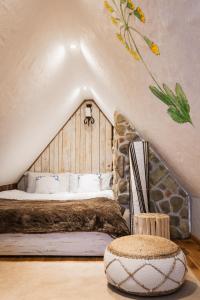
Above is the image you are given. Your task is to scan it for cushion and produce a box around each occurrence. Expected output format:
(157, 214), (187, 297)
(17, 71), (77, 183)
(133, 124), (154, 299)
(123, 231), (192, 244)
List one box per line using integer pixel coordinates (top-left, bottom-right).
(104, 235), (187, 296)
(26, 171), (70, 193)
(76, 174), (100, 193)
(26, 172), (52, 193)
(35, 175), (60, 194)
(107, 235), (178, 258)
(69, 173), (79, 193)
(56, 172), (70, 192)
(100, 172), (112, 190)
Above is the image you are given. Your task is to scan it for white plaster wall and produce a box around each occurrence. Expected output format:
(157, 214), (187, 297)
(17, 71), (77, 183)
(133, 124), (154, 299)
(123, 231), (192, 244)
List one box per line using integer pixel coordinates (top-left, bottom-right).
(191, 198), (200, 240)
(0, 0), (200, 201)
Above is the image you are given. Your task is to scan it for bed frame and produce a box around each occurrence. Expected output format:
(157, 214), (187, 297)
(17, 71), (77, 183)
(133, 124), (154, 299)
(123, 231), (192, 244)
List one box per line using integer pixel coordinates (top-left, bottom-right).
(0, 232), (113, 256)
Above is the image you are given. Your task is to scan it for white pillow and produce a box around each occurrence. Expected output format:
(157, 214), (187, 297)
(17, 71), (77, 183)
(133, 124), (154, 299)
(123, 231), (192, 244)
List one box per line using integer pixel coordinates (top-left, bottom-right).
(76, 174), (100, 193)
(26, 171), (70, 193)
(26, 172), (52, 193)
(100, 172), (113, 190)
(56, 173), (70, 192)
(35, 175), (60, 194)
(69, 173), (79, 193)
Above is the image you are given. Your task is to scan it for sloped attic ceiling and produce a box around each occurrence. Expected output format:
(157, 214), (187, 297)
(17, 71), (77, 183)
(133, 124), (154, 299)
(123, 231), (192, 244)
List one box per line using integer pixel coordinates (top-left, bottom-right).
(0, 0), (200, 197)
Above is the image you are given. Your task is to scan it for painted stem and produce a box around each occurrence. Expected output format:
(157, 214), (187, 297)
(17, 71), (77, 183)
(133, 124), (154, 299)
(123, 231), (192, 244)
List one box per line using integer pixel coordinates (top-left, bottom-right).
(127, 29), (162, 91)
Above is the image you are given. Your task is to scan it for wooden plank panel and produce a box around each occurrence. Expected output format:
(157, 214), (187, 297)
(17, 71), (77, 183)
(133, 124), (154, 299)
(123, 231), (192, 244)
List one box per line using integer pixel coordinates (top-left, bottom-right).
(70, 115), (76, 173)
(24, 100), (113, 177)
(49, 139), (55, 173)
(85, 101), (92, 173)
(54, 134), (59, 173)
(91, 103), (100, 173)
(80, 104), (86, 173)
(105, 120), (112, 172)
(58, 131), (63, 172)
(62, 121), (71, 172)
(34, 156), (42, 172)
(41, 147), (50, 172)
(99, 112), (106, 173)
(75, 109), (81, 173)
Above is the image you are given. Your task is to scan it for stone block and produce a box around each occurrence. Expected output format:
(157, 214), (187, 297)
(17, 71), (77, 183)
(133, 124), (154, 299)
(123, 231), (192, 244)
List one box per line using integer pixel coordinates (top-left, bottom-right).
(115, 124), (126, 136)
(116, 155), (125, 178)
(165, 190), (172, 198)
(170, 226), (182, 239)
(118, 179), (128, 193)
(114, 113), (127, 124)
(161, 175), (179, 193)
(170, 196), (183, 213)
(125, 132), (136, 141)
(118, 194), (129, 204)
(180, 207), (188, 219)
(119, 142), (129, 155)
(159, 200), (170, 213)
(127, 125), (135, 132)
(179, 221), (189, 237)
(150, 189), (164, 202)
(170, 215), (180, 227)
(178, 188), (187, 198)
(118, 137), (125, 144)
(149, 165), (168, 186)
(149, 200), (157, 213)
(149, 150), (160, 164)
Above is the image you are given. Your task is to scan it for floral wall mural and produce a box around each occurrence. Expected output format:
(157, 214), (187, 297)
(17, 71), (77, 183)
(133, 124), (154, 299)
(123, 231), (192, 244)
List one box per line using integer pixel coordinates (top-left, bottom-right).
(104, 0), (193, 125)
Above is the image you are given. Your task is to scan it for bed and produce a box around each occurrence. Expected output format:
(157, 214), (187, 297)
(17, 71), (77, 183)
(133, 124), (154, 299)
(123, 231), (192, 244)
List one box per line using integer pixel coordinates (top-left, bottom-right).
(0, 172), (129, 256)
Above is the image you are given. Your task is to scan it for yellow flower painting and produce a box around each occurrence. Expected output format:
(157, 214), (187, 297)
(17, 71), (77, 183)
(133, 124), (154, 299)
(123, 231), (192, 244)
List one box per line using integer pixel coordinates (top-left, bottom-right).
(103, 0), (192, 125)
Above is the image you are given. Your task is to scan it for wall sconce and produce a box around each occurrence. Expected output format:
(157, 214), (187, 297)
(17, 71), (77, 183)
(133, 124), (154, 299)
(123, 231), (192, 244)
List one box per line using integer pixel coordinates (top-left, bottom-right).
(84, 103), (95, 126)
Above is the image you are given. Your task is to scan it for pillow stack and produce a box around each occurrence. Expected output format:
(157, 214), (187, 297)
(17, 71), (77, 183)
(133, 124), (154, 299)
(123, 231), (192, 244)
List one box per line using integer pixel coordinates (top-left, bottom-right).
(23, 171), (113, 194)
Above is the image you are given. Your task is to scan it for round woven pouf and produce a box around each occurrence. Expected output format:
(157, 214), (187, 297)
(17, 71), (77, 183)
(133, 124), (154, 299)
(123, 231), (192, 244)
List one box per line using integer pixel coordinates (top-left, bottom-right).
(104, 235), (187, 296)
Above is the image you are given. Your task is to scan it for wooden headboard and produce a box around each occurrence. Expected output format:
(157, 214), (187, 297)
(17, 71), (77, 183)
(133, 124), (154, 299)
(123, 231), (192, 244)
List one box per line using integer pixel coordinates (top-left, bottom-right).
(27, 100), (113, 174)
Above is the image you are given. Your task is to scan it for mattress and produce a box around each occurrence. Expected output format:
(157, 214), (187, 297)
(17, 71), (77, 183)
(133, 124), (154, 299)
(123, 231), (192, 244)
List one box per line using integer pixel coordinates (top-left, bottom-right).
(0, 189), (114, 201)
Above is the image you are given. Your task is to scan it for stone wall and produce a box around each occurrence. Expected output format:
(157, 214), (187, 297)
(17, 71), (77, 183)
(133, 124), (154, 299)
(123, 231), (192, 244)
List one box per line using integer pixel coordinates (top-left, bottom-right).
(112, 112), (138, 206)
(113, 112), (190, 239)
(149, 149), (190, 239)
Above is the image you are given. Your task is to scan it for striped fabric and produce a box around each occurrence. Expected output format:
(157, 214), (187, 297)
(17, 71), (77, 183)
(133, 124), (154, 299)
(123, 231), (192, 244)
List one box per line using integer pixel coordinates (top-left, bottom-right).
(129, 141), (149, 232)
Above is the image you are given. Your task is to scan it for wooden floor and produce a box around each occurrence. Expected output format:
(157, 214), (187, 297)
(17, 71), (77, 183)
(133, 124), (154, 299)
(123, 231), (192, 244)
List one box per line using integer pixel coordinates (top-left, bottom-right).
(0, 238), (200, 280)
(176, 239), (200, 281)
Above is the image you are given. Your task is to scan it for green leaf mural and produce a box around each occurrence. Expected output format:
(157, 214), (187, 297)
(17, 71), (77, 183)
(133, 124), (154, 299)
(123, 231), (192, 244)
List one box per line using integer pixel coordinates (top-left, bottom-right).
(150, 84), (192, 124)
(104, 0), (193, 125)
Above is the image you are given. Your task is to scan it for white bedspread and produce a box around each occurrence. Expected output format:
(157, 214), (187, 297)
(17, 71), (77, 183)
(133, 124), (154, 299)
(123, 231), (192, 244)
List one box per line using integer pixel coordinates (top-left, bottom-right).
(0, 189), (114, 201)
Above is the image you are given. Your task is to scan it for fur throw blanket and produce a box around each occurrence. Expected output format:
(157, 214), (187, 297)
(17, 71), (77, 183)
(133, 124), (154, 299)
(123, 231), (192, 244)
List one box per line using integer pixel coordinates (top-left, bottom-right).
(0, 197), (129, 236)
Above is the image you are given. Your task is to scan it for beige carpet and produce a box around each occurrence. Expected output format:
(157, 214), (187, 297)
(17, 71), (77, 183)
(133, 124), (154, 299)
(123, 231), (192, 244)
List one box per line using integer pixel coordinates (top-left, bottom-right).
(0, 261), (200, 300)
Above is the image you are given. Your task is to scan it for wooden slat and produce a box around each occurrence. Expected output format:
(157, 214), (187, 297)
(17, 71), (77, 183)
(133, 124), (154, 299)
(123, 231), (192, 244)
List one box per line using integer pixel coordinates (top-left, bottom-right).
(75, 109), (81, 173)
(49, 139), (55, 173)
(62, 122), (70, 172)
(34, 156), (42, 172)
(41, 147), (50, 172)
(70, 115), (76, 173)
(91, 103), (100, 173)
(54, 134), (59, 173)
(58, 131), (63, 172)
(80, 104), (86, 173)
(85, 101), (92, 173)
(99, 112), (106, 173)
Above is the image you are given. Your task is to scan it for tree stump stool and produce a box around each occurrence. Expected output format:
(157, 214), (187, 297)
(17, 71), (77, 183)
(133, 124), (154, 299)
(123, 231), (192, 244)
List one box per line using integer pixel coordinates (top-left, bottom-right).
(134, 213), (170, 239)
